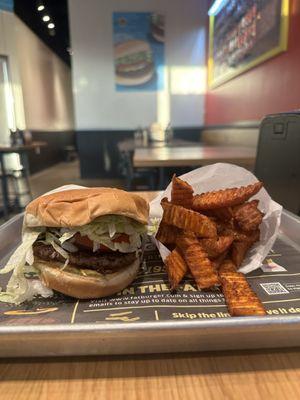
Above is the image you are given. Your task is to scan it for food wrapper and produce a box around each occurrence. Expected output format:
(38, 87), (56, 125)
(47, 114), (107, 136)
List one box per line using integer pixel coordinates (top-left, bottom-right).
(149, 163), (282, 274)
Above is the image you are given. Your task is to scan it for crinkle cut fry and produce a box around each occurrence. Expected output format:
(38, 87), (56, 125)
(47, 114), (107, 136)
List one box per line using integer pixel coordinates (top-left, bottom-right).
(171, 175), (194, 209)
(231, 241), (252, 268)
(199, 236), (234, 258)
(161, 199), (217, 238)
(177, 241), (220, 289)
(165, 247), (188, 290)
(220, 272), (266, 316)
(212, 251), (228, 270)
(233, 201), (264, 232)
(175, 231), (199, 251)
(192, 181), (263, 211)
(210, 207), (233, 221)
(156, 222), (181, 246)
(218, 220), (260, 243)
(218, 259), (237, 274)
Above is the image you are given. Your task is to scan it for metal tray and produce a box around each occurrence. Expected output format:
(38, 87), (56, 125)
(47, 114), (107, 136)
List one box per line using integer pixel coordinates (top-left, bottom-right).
(0, 211), (300, 358)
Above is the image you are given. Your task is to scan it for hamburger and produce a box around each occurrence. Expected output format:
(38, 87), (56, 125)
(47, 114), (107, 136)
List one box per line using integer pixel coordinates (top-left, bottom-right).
(114, 39), (154, 86)
(0, 188), (149, 303)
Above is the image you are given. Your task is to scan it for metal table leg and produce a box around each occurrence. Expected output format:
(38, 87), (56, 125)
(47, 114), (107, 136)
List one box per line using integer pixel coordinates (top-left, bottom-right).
(0, 153), (9, 219)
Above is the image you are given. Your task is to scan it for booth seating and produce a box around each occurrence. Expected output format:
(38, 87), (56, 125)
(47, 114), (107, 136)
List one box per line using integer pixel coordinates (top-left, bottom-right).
(200, 123), (259, 171)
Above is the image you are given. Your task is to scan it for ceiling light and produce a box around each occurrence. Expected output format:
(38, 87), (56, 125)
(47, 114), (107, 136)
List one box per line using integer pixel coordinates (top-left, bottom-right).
(48, 23), (55, 29)
(42, 15), (50, 22)
(37, 5), (45, 11)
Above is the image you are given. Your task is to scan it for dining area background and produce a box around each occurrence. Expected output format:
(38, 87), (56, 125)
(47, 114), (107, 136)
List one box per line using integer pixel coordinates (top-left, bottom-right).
(0, 0), (299, 218)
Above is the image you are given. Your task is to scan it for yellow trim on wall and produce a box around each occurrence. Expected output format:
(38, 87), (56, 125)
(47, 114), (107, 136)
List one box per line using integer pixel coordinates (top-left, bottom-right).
(208, 0), (289, 89)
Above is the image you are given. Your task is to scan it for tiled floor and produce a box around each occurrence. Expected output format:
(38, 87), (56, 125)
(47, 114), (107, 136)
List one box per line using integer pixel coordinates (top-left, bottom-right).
(29, 159), (124, 199)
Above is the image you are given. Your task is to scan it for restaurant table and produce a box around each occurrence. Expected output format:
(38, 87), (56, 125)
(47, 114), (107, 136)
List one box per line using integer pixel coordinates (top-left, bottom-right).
(0, 191), (300, 400)
(118, 139), (200, 190)
(0, 141), (47, 218)
(134, 145), (256, 188)
(118, 138), (199, 152)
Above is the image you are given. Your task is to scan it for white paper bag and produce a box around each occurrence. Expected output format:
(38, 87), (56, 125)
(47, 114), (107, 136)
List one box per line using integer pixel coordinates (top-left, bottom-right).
(149, 163), (282, 274)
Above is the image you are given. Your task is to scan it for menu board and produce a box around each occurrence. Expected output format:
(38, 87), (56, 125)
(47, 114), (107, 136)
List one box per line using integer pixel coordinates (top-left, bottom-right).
(208, 0), (289, 88)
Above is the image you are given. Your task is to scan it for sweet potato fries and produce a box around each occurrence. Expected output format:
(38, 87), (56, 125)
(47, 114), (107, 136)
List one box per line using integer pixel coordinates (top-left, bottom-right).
(156, 175), (266, 317)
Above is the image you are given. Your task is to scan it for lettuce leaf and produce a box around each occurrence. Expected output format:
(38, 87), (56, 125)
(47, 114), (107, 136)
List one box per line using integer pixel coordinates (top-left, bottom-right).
(52, 215), (146, 253)
(0, 228), (53, 304)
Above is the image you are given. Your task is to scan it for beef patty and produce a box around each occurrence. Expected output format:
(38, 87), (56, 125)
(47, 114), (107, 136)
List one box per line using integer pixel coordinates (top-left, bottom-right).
(33, 242), (137, 274)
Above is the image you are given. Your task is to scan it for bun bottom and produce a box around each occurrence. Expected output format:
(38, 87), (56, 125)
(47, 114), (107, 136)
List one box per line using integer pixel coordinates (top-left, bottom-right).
(152, 31), (164, 43)
(116, 67), (154, 86)
(34, 258), (140, 299)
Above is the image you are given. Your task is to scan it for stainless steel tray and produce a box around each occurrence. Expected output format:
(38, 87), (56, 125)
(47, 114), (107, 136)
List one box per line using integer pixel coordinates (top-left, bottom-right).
(0, 210), (300, 358)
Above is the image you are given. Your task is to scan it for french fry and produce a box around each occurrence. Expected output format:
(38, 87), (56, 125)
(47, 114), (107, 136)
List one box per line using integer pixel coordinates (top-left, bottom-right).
(161, 199), (217, 238)
(192, 182), (263, 211)
(171, 175), (194, 209)
(233, 201), (264, 231)
(218, 221), (260, 243)
(156, 222), (181, 246)
(199, 235), (234, 258)
(175, 231), (199, 250)
(231, 241), (252, 267)
(176, 239), (220, 289)
(165, 247), (188, 290)
(220, 272), (266, 316)
(218, 259), (237, 274)
(231, 227), (260, 267)
(210, 207), (233, 221)
(212, 251), (228, 270)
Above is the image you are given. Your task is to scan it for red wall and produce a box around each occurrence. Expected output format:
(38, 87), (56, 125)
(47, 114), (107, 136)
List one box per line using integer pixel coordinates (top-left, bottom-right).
(205, 0), (300, 124)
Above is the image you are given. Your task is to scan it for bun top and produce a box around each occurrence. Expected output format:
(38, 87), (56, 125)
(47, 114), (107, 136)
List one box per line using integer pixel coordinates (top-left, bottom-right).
(115, 40), (151, 58)
(25, 188), (149, 228)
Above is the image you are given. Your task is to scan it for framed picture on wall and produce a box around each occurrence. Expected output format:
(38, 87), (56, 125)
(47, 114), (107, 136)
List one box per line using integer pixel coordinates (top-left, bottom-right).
(113, 12), (165, 91)
(208, 0), (289, 88)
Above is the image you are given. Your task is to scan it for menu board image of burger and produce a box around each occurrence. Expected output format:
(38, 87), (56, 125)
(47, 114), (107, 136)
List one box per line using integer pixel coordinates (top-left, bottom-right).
(113, 12), (165, 91)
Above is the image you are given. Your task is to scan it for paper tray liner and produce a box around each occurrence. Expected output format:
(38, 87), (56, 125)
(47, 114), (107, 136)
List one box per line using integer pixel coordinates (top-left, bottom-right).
(0, 236), (300, 326)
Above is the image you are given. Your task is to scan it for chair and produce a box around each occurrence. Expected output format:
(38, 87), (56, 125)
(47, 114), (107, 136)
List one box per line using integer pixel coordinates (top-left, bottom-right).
(119, 151), (157, 191)
(255, 112), (300, 215)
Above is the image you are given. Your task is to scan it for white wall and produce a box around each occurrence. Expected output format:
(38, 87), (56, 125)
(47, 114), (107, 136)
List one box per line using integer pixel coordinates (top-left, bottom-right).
(68, 0), (207, 130)
(0, 11), (74, 133)
(15, 18), (74, 131)
(0, 11), (26, 134)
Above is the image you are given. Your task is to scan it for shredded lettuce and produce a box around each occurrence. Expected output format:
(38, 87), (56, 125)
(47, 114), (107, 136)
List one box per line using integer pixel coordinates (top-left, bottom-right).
(0, 228), (53, 304)
(147, 217), (161, 236)
(52, 215), (147, 253)
(44, 232), (69, 259)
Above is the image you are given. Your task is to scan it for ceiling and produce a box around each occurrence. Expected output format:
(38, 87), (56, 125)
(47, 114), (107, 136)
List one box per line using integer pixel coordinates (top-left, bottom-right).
(14, 0), (70, 65)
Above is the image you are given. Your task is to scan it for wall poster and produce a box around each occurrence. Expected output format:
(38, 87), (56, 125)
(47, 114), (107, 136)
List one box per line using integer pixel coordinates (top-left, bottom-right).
(113, 12), (165, 91)
(0, 0), (14, 12)
(208, 0), (289, 88)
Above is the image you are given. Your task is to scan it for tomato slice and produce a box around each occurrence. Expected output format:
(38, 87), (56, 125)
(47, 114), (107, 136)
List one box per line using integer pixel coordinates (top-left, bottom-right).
(73, 233), (129, 252)
(112, 233), (130, 243)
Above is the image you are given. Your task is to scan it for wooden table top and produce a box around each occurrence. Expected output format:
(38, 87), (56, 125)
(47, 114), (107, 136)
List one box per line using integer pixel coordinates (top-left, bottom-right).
(0, 141), (47, 153)
(134, 145), (256, 168)
(1, 348), (300, 399)
(1, 192), (300, 400)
